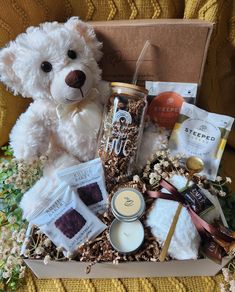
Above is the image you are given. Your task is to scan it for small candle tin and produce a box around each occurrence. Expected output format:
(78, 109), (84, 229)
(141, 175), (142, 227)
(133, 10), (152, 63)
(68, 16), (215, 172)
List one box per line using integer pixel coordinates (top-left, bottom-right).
(111, 188), (145, 222)
(109, 218), (145, 253)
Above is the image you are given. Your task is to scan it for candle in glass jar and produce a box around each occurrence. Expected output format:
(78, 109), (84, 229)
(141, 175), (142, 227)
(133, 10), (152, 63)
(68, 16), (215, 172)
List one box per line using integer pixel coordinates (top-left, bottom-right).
(109, 219), (144, 253)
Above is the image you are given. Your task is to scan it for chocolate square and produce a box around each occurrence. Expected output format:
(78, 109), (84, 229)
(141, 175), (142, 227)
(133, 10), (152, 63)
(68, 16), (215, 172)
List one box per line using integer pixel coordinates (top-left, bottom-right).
(77, 182), (103, 206)
(55, 208), (86, 239)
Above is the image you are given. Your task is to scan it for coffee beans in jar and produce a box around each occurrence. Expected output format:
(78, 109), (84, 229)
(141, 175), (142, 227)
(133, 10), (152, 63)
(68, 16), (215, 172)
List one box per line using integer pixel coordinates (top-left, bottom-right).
(98, 82), (148, 186)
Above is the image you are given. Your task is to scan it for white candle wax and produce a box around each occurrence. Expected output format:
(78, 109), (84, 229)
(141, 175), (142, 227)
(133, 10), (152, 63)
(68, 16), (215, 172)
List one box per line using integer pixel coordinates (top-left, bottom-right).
(109, 219), (144, 253)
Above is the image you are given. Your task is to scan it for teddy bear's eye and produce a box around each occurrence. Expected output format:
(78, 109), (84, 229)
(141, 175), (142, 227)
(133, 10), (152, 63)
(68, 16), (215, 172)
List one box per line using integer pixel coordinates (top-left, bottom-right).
(67, 50), (77, 59)
(41, 61), (52, 73)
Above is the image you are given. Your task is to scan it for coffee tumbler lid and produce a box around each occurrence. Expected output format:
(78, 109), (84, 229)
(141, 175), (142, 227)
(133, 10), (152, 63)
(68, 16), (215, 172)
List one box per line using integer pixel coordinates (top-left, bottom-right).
(111, 82), (148, 94)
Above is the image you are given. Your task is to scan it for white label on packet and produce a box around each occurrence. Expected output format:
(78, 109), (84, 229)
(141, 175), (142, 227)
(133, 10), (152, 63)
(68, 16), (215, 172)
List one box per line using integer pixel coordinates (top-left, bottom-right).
(57, 158), (108, 214)
(145, 81), (198, 103)
(169, 102), (234, 181)
(30, 182), (107, 254)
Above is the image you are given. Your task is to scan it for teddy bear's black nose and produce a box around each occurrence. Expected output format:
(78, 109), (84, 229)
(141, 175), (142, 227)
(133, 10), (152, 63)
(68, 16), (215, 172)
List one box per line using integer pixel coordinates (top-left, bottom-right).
(65, 70), (86, 88)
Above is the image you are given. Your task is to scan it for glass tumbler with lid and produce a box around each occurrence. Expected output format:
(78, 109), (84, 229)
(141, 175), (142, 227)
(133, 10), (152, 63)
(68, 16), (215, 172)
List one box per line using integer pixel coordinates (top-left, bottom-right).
(98, 82), (148, 185)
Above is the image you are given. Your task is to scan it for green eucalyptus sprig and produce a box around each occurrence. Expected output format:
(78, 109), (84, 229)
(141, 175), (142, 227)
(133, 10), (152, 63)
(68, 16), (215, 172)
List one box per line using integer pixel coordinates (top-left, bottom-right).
(0, 146), (46, 290)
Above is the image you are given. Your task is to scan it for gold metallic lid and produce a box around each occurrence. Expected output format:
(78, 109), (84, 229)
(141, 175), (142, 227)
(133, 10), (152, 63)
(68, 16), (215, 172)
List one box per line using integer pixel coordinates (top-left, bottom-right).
(111, 82), (148, 95)
(111, 188), (146, 222)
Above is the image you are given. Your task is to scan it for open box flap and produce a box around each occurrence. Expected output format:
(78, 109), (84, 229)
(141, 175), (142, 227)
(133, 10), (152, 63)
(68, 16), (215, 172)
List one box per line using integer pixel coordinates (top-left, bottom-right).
(91, 19), (213, 89)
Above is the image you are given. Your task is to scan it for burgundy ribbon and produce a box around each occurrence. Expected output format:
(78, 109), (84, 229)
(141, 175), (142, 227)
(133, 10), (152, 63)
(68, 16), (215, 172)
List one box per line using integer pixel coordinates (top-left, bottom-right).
(146, 179), (234, 243)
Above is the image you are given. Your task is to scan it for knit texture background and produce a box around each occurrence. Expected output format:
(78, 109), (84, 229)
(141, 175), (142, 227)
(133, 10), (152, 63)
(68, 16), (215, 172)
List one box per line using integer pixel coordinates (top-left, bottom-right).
(0, 1), (234, 290)
(16, 272), (231, 292)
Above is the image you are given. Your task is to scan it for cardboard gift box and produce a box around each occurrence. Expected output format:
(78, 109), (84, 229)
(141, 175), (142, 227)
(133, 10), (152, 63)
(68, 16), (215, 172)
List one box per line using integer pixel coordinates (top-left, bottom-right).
(93, 19), (213, 87)
(24, 257), (232, 278)
(24, 19), (234, 279)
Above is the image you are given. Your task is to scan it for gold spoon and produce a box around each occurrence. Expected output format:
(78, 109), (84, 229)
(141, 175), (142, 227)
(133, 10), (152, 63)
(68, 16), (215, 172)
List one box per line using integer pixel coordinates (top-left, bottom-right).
(185, 156), (204, 187)
(159, 156), (204, 262)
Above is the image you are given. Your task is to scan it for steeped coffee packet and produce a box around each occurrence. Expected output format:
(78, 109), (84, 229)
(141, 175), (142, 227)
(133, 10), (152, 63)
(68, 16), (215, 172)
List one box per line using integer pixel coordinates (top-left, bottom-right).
(169, 102), (234, 180)
(145, 81), (197, 129)
(29, 183), (107, 254)
(57, 158), (108, 214)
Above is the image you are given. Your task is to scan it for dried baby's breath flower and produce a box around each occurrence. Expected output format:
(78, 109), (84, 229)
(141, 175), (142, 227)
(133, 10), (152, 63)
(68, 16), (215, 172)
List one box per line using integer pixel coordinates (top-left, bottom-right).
(222, 268), (230, 282)
(229, 280), (235, 292)
(154, 163), (161, 171)
(8, 216), (17, 224)
(163, 161), (169, 167)
(149, 172), (157, 179)
(35, 246), (45, 255)
(43, 255), (51, 265)
(226, 177), (232, 184)
(145, 165), (151, 172)
(2, 271), (12, 279)
(219, 191), (227, 197)
(220, 283), (226, 292)
(216, 176), (223, 182)
(44, 238), (51, 247)
(0, 147), (44, 289)
(149, 178), (155, 185)
(11, 246), (20, 255)
(172, 160), (180, 168)
(66, 251), (73, 259)
(16, 229), (26, 243)
(23, 249), (30, 258)
(143, 172), (148, 178)
(112, 258), (119, 265)
(133, 175), (140, 183)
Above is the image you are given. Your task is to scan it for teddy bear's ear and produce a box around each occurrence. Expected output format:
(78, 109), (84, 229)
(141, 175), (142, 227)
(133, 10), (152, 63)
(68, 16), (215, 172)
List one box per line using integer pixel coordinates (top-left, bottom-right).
(65, 17), (103, 61)
(39, 21), (62, 33)
(0, 45), (22, 95)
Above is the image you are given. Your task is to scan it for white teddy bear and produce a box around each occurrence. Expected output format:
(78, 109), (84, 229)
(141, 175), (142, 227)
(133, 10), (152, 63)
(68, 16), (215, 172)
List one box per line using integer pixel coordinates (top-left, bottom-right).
(0, 17), (110, 164)
(0, 17), (112, 217)
(0, 17), (167, 219)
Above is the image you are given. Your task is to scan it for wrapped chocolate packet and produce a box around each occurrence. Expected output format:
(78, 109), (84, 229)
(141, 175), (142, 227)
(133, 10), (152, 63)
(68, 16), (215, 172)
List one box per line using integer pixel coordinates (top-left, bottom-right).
(200, 225), (235, 264)
(169, 102), (234, 180)
(28, 182), (107, 255)
(162, 175), (227, 225)
(57, 158), (108, 214)
(181, 184), (227, 226)
(201, 237), (223, 264)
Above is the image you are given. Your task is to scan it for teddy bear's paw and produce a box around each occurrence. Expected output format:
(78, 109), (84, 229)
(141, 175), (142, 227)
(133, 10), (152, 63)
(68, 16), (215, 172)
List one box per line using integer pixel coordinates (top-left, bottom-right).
(9, 140), (39, 162)
(20, 176), (58, 220)
(44, 152), (80, 178)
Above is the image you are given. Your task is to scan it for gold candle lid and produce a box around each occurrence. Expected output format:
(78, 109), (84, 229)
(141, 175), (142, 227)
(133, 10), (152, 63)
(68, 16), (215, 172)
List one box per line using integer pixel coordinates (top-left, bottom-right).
(111, 188), (145, 222)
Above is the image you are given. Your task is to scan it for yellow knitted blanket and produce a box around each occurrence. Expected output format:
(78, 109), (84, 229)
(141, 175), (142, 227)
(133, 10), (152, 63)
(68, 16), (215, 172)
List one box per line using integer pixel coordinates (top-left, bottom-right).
(17, 272), (228, 292)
